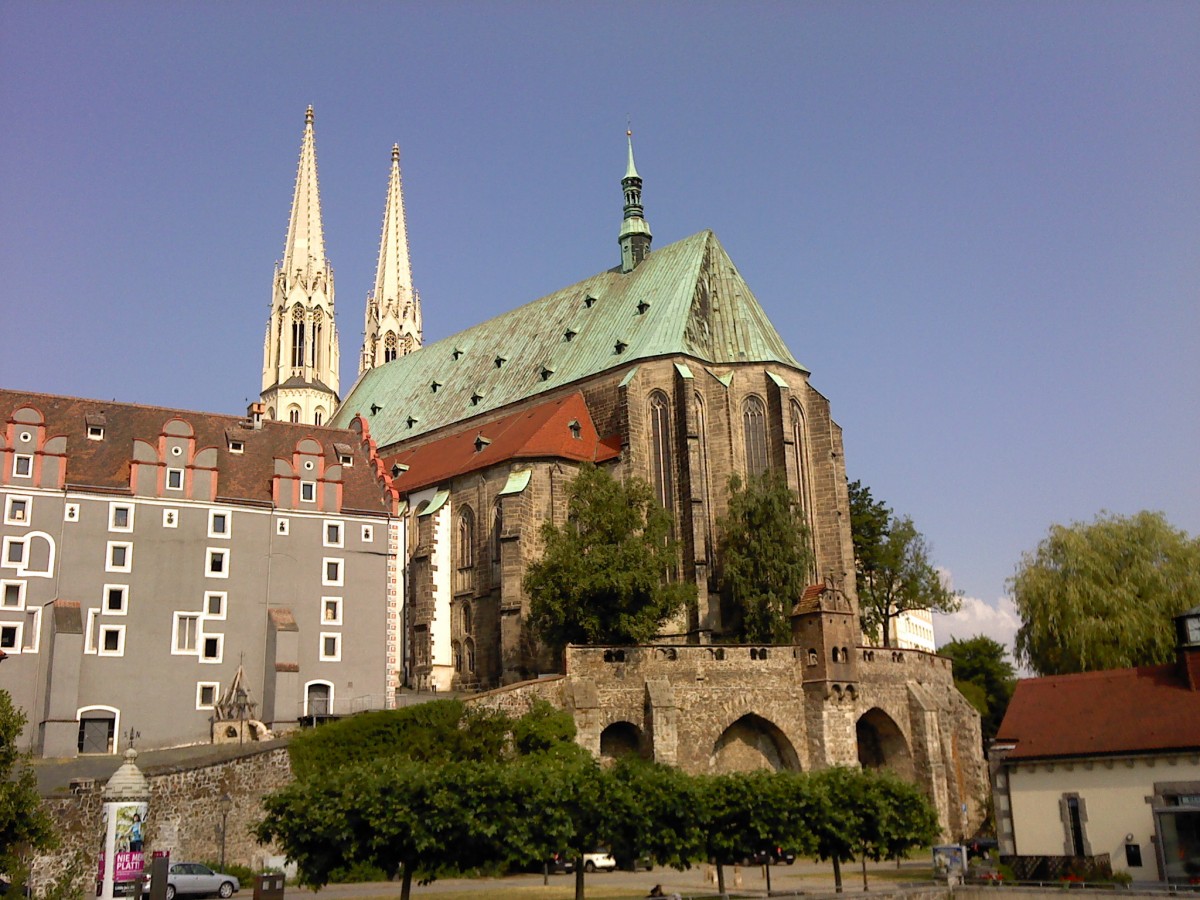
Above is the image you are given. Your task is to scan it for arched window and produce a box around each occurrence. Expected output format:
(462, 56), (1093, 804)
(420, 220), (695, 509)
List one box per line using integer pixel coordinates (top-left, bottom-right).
(648, 391), (673, 510)
(743, 395), (768, 476)
(694, 392), (713, 563)
(452, 640), (463, 673)
(465, 638), (476, 673)
(288, 407), (301, 423)
(490, 501), (503, 583)
(791, 400), (816, 563)
(462, 602), (473, 635)
(314, 408), (324, 427)
(311, 308), (324, 370)
(384, 332), (398, 363)
(454, 507), (475, 593)
(305, 681), (332, 717)
(291, 306), (306, 368)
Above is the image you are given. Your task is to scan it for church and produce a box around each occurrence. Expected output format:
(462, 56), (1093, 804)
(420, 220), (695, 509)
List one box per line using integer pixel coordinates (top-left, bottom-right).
(2, 109), (984, 838)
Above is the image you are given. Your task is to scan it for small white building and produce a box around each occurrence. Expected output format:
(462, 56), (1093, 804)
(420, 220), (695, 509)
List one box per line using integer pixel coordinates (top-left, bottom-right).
(992, 606), (1200, 884)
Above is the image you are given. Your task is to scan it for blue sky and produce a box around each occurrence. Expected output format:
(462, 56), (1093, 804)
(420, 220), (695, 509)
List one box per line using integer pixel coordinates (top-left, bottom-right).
(3, 2), (1197, 659)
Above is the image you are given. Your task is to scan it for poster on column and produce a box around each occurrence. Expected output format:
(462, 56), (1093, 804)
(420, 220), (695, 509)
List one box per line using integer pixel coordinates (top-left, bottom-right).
(97, 801), (149, 897)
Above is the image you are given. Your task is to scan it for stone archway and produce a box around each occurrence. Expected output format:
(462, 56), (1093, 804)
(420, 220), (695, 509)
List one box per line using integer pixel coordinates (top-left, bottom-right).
(856, 707), (914, 779)
(710, 713), (800, 773)
(600, 721), (645, 760)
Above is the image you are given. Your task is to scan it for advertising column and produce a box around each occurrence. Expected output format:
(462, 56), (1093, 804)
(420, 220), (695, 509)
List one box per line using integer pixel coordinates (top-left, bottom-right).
(98, 749), (151, 899)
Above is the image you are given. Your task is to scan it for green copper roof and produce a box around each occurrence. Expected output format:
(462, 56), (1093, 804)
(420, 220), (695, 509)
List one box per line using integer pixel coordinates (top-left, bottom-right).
(333, 230), (806, 446)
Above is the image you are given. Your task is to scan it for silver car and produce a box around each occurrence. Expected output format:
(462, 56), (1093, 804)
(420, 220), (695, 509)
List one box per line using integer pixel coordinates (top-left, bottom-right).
(147, 863), (239, 900)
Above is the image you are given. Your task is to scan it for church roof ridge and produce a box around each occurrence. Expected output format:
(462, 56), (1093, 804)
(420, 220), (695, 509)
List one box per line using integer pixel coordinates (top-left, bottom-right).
(332, 229), (804, 446)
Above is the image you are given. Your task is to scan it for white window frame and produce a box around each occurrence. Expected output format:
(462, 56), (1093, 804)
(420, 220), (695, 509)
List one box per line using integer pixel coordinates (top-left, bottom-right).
(2, 536), (26, 569)
(172, 611), (200, 655)
(300, 482), (316, 503)
(85, 608), (100, 654)
(204, 591), (227, 620)
(76, 705), (121, 755)
(64, 503), (80, 523)
(162, 508), (179, 528)
(319, 631), (342, 662)
(303, 680), (334, 717)
(321, 596), (343, 625)
(166, 468), (184, 490)
(97, 623), (126, 657)
(108, 502), (134, 533)
(103, 584), (129, 615)
(106, 541), (133, 573)
(276, 518), (290, 536)
(361, 524), (374, 543)
(205, 548), (229, 579)
(1, 579), (25, 610)
(229, 440), (244, 455)
(199, 632), (223, 664)
(22, 607), (41, 652)
(12, 454), (32, 478)
(0, 621), (22, 654)
(322, 557), (343, 587)
(324, 520), (344, 548)
(87, 425), (105, 441)
(208, 509), (231, 539)
(5, 494), (32, 526)
(338, 454), (353, 467)
(196, 682), (220, 710)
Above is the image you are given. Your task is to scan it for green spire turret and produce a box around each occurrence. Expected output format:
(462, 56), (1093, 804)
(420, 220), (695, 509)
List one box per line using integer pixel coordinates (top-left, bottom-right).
(618, 130), (652, 273)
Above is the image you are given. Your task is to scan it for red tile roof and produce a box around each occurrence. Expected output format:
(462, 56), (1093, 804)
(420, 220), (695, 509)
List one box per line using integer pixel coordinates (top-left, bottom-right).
(384, 392), (620, 494)
(0, 389), (394, 515)
(996, 656), (1200, 759)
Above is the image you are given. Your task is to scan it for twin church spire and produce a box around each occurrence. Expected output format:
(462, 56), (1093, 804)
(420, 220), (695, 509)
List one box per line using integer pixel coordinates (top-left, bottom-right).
(260, 108), (421, 425)
(260, 111), (650, 424)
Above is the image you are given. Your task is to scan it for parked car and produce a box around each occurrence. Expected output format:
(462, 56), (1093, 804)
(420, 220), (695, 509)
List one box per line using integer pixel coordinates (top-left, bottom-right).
(544, 853), (574, 874)
(743, 846), (796, 866)
(144, 863), (240, 900)
(966, 837), (999, 860)
(582, 850), (617, 873)
(615, 852), (654, 872)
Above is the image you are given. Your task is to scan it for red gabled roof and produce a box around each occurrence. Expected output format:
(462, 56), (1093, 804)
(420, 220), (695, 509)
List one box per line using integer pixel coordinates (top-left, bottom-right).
(385, 392), (620, 494)
(996, 660), (1200, 760)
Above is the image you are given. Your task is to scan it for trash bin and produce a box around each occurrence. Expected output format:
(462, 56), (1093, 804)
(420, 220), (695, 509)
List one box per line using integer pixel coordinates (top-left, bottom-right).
(253, 874), (285, 900)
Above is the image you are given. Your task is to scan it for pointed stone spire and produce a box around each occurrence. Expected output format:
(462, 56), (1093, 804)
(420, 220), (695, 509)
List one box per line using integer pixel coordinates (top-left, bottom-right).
(261, 107), (340, 426)
(282, 105), (327, 280)
(618, 130), (652, 273)
(361, 143), (422, 374)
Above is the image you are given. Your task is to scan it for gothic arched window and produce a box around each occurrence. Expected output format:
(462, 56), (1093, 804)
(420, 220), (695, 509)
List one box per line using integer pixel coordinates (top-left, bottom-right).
(287, 407), (301, 423)
(490, 500), (503, 583)
(384, 332), (398, 363)
(311, 308), (324, 370)
(314, 407), (325, 427)
(790, 401), (815, 562)
(291, 306), (306, 368)
(648, 391), (673, 511)
(454, 506), (475, 594)
(743, 395), (768, 477)
(462, 602), (473, 635)
(465, 638), (476, 673)
(694, 392), (713, 563)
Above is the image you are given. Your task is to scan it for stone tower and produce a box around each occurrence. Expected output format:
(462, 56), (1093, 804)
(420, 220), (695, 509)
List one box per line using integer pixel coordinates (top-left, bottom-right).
(360, 143), (421, 374)
(260, 106), (341, 426)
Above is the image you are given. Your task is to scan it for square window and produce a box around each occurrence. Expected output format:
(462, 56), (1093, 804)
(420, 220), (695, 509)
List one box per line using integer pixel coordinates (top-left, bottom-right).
(319, 632), (341, 661)
(321, 597), (342, 625)
(104, 585), (128, 614)
(0, 624), (19, 651)
(301, 482), (316, 503)
(5, 496), (31, 525)
(22, 608), (40, 652)
(166, 468), (184, 490)
(338, 454), (353, 467)
(107, 542), (132, 573)
(3, 538), (26, 567)
(229, 441), (244, 454)
(197, 682), (220, 709)
(204, 592), (226, 619)
(173, 613), (199, 654)
(162, 508), (179, 528)
(64, 503), (80, 523)
(13, 455), (32, 478)
(200, 633), (223, 663)
(323, 558), (343, 587)
(324, 521), (343, 547)
(109, 503), (134, 532)
(276, 518), (289, 536)
(1, 581), (24, 609)
(361, 525), (374, 543)
(206, 549), (229, 578)
(98, 624), (125, 657)
(87, 425), (105, 441)
(209, 510), (230, 538)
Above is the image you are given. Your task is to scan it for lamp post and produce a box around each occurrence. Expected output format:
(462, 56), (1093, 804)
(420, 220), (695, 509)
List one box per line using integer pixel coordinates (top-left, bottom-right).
(218, 794), (233, 872)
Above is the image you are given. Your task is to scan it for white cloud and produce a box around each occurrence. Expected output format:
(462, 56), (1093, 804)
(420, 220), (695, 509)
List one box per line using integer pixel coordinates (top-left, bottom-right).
(933, 595), (1025, 671)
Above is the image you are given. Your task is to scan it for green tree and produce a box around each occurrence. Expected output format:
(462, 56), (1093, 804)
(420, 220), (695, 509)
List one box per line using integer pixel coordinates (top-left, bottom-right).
(848, 480), (961, 646)
(855, 771), (940, 890)
(939, 635), (1016, 740)
(1011, 510), (1200, 675)
(524, 464), (695, 654)
(0, 690), (57, 881)
(718, 471), (814, 643)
